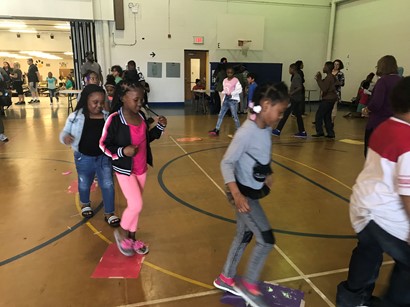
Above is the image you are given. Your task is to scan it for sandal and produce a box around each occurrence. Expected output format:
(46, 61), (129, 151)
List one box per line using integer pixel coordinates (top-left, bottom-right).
(105, 215), (121, 227)
(81, 205), (94, 218)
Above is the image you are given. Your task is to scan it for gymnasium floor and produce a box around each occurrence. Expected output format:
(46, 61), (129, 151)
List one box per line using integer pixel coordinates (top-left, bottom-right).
(0, 98), (393, 307)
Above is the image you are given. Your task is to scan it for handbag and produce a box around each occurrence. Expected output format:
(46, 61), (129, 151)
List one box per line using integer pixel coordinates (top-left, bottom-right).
(235, 178), (271, 200)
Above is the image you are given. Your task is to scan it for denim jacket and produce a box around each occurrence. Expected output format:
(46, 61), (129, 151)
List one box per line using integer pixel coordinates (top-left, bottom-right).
(59, 109), (109, 152)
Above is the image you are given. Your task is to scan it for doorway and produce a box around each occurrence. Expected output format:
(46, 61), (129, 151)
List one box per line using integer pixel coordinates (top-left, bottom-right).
(184, 50), (208, 101)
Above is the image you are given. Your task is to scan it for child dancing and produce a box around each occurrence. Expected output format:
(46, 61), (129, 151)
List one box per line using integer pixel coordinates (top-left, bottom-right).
(213, 83), (289, 307)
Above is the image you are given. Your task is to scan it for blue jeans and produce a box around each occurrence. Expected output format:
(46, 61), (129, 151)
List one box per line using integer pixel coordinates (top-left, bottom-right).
(74, 152), (115, 214)
(215, 97), (240, 130)
(336, 220), (410, 307)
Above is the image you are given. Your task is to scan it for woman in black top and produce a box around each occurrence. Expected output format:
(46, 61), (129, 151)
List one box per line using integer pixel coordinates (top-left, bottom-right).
(10, 62), (25, 105)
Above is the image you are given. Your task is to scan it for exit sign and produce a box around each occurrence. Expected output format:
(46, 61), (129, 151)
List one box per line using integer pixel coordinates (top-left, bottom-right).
(193, 36), (204, 44)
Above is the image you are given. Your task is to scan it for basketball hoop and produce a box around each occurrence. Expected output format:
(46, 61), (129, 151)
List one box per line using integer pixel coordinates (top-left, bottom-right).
(238, 40), (252, 56)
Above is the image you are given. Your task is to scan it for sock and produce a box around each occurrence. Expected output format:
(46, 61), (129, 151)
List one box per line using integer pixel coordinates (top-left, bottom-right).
(219, 274), (234, 286)
(242, 279), (261, 295)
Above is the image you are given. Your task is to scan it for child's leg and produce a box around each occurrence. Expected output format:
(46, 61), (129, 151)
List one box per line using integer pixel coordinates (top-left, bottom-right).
(314, 102), (326, 135)
(74, 152), (96, 206)
(49, 89), (54, 103)
(336, 221), (384, 307)
(95, 155), (115, 215)
(323, 101), (335, 137)
(227, 99), (241, 129)
(115, 172), (147, 233)
(215, 98), (230, 130)
(221, 215), (250, 279)
(240, 198), (274, 285)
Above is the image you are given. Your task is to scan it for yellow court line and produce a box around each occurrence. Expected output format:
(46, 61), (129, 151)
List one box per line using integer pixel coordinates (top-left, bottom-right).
(74, 195), (213, 290)
(272, 152), (352, 191)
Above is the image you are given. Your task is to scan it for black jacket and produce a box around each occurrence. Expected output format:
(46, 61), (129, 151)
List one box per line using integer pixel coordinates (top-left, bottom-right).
(99, 108), (165, 175)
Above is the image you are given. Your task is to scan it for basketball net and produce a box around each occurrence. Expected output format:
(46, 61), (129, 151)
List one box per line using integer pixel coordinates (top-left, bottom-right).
(238, 40), (252, 56)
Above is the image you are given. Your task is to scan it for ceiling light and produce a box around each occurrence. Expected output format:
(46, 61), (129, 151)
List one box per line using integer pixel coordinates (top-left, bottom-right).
(0, 52), (29, 59)
(0, 21), (27, 29)
(20, 51), (62, 60)
(54, 23), (70, 30)
(9, 29), (37, 33)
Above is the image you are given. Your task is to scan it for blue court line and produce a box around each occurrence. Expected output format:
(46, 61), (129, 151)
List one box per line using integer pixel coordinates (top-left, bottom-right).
(157, 146), (356, 240)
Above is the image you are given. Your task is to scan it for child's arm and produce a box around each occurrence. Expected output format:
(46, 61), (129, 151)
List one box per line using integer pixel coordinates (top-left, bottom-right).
(231, 79), (243, 98)
(99, 114), (126, 160)
(59, 112), (76, 145)
(147, 116), (167, 143)
(221, 131), (250, 212)
(226, 181), (250, 213)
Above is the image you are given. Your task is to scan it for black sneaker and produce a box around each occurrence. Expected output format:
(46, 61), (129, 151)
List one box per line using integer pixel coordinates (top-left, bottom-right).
(312, 134), (324, 137)
(325, 135), (335, 139)
(28, 99), (34, 104)
(208, 128), (219, 136)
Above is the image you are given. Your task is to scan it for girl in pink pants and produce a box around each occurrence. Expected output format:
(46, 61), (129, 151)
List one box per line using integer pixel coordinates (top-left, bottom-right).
(100, 82), (167, 256)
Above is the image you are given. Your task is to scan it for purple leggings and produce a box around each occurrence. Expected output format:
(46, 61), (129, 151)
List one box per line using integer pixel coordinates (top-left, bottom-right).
(116, 172), (147, 232)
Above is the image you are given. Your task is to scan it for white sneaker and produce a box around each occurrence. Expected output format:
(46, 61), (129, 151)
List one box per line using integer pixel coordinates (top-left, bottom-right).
(0, 134), (9, 142)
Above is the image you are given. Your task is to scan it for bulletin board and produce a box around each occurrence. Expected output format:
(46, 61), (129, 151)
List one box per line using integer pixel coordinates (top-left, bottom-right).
(147, 62), (162, 78)
(166, 62), (180, 78)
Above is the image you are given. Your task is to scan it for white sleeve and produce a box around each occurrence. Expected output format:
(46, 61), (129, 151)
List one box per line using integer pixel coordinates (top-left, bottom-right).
(397, 151), (410, 196)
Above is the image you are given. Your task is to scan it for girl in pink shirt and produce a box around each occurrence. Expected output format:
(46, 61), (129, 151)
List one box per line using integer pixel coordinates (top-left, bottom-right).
(100, 83), (167, 256)
(209, 66), (243, 136)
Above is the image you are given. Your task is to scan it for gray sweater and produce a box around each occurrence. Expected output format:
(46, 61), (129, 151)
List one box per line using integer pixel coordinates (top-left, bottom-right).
(221, 119), (272, 190)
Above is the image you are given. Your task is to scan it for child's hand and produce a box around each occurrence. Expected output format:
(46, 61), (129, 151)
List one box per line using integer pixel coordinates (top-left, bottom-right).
(158, 115), (167, 127)
(63, 134), (74, 145)
(233, 191), (250, 213)
(123, 145), (138, 157)
(315, 72), (322, 80)
(264, 175), (273, 189)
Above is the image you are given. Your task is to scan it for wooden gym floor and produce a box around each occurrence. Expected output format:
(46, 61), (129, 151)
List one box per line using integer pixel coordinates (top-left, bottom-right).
(0, 97), (393, 307)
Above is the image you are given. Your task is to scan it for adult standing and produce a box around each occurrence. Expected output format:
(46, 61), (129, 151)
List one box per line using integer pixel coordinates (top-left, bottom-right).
(331, 59), (345, 122)
(213, 58), (228, 114)
(3, 62), (12, 78)
(27, 58), (40, 103)
(10, 62), (25, 105)
(80, 51), (103, 85)
(363, 55), (401, 156)
(123, 60), (145, 87)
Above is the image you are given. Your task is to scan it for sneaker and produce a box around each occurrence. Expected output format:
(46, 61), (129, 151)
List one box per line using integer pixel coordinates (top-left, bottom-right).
(233, 278), (269, 307)
(113, 229), (135, 256)
(325, 135), (335, 139)
(272, 129), (281, 137)
(213, 275), (239, 296)
(15, 101), (25, 105)
(312, 133), (324, 138)
(28, 99), (34, 104)
(35, 99), (40, 103)
(294, 131), (307, 138)
(0, 134), (9, 142)
(133, 240), (149, 255)
(208, 128), (219, 136)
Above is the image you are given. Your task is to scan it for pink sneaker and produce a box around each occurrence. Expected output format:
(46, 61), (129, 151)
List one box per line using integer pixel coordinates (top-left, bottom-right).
(133, 240), (149, 255)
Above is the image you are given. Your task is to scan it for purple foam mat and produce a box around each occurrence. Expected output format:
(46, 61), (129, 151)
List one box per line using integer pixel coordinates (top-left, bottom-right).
(220, 282), (304, 307)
